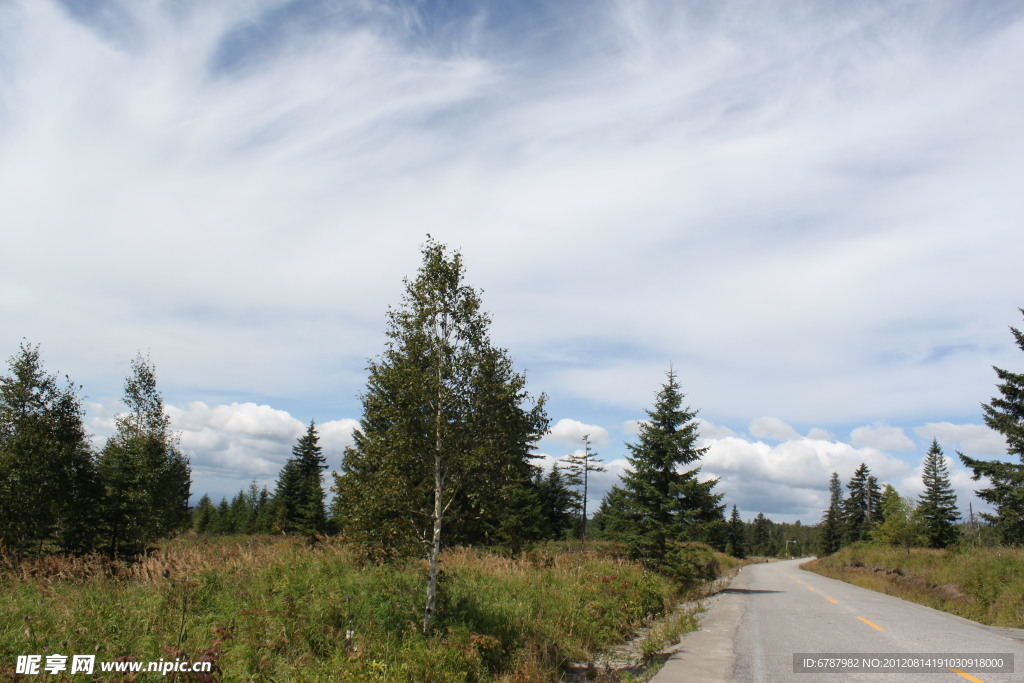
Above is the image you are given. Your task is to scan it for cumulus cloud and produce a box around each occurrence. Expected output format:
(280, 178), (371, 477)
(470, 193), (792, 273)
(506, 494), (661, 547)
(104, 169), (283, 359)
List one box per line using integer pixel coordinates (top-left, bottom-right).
(156, 402), (356, 496)
(749, 417), (801, 442)
(546, 418), (610, 449)
(913, 422), (1006, 457)
(850, 422), (915, 451)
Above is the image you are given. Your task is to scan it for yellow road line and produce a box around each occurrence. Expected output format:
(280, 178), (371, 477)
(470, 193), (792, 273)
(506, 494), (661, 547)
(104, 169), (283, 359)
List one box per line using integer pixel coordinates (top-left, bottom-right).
(950, 668), (986, 683)
(857, 617), (884, 631)
(806, 586), (815, 591)
(823, 596), (838, 604)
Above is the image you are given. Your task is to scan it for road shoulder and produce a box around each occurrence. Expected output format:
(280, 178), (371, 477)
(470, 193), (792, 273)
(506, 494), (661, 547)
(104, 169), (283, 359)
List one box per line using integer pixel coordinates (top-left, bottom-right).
(648, 565), (750, 682)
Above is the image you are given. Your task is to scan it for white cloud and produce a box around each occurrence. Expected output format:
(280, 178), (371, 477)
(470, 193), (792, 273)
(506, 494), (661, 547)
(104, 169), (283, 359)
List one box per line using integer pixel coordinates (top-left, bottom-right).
(913, 422), (1006, 457)
(155, 402), (354, 492)
(546, 418), (610, 449)
(698, 418), (737, 440)
(749, 417), (801, 442)
(850, 422), (915, 451)
(4, 1), (1024, 503)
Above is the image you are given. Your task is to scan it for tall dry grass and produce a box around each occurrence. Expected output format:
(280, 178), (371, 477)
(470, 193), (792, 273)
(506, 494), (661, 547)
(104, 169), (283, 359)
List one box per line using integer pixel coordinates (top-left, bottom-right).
(1, 536), (693, 681)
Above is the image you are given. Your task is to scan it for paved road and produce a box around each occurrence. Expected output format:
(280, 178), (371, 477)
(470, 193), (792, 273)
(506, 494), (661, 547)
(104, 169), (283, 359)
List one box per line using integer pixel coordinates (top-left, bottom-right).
(652, 558), (1024, 682)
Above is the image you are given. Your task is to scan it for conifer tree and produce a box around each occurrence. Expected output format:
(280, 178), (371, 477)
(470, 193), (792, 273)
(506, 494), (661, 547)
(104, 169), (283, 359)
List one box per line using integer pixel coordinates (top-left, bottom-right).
(97, 353), (191, 556)
(591, 485), (636, 541)
(537, 465), (577, 540)
(331, 238), (548, 633)
(819, 472), (844, 555)
(618, 368), (724, 566)
(275, 420), (328, 535)
(560, 434), (605, 543)
(917, 439), (960, 548)
(959, 309), (1024, 545)
(842, 463), (880, 544)
(748, 512), (774, 556)
(727, 505), (746, 558)
(192, 494), (215, 533)
(0, 342), (99, 553)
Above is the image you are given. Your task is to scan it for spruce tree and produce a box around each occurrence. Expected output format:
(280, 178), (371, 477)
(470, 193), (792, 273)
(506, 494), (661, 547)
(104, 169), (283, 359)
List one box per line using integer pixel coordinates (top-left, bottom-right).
(842, 463), (880, 544)
(275, 420), (328, 535)
(819, 472), (844, 555)
(537, 465), (577, 540)
(917, 439), (959, 548)
(618, 368), (724, 566)
(331, 238), (548, 633)
(959, 309), (1024, 545)
(0, 342), (99, 554)
(727, 505), (746, 558)
(192, 494), (215, 533)
(749, 512), (774, 556)
(97, 353), (191, 556)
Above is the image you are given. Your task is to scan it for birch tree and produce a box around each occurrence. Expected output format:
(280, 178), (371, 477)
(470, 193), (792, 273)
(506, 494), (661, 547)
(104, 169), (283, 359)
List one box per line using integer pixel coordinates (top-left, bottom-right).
(332, 238), (548, 633)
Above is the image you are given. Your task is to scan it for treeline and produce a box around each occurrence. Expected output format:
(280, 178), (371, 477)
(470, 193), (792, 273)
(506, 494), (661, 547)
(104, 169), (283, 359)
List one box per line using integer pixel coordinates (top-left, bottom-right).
(190, 421), (582, 545)
(814, 312), (1024, 554)
(0, 348), (190, 557)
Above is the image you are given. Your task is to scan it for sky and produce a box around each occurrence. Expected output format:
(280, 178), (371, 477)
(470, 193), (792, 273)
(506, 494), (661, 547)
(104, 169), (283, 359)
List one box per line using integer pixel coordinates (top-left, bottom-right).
(2, 0), (1023, 523)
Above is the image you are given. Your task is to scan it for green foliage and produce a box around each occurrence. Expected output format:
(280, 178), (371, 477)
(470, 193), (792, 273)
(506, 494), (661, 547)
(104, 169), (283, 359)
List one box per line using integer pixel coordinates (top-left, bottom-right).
(917, 440), (960, 548)
(560, 435), (605, 543)
(194, 483), (274, 536)
(748, 513), (775, 557)
(331, 238), (549, 631)
(0, 342), (99, 554)
(804, 543), (1024, 628)
(871, 485), (920, 549)
(274, 421), (328, 535)
(611, 368), (725, 569)
(727, 505), (746, 558)
(0, 537), (688, 681)
(96, 353), (191, 556)
(842, 463), (880, 544)
(818, 472), (844, 555)
(536, 466), (577, 540)
(959, 309), (1024, 545)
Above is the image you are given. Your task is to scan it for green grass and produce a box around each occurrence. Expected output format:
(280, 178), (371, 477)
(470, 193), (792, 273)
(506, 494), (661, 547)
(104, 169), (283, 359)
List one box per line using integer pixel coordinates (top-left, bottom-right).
(1, 537), (694, 681)
(802, 543), (1024, 628)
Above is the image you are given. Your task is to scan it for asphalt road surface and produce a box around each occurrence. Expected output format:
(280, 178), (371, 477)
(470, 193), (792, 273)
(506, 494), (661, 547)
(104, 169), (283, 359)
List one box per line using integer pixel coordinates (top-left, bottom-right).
(652, 557), (1024, 682)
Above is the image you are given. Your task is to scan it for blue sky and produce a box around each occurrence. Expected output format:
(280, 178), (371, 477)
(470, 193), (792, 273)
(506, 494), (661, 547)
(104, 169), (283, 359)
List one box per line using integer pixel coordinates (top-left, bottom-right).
(2, 0), (1023, 522)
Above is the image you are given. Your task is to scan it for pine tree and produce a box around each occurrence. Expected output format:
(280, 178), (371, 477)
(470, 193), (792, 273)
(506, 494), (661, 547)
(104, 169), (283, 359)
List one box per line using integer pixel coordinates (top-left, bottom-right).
(0, 342), (99, 554)
(819, 472), (844, 555)
(727, 505), (746, 558)
(917, 439), (960, 548)
(560, 434), (605, 544)
(97, 353), (191, 556)
(331, 238), (548, 633)
(842, 463), (880, 544)
(618, 367), (724, 566)
(274, 421), (328, 535)
(959, 309), (1024, 545)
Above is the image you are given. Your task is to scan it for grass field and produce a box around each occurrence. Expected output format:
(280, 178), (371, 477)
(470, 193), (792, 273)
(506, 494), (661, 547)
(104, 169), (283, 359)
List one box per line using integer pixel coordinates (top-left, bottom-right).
(802, 543), (1024, 629)
(1, 537), (732, 681)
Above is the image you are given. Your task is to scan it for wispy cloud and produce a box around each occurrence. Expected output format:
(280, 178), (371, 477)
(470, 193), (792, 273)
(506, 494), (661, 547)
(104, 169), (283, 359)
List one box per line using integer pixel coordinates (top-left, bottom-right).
(3, 0), (1023, 505)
